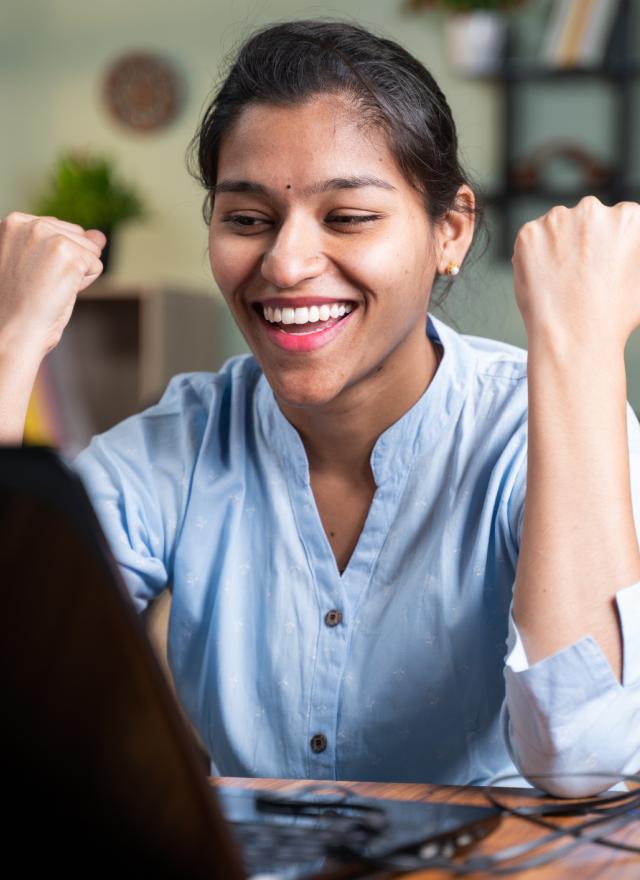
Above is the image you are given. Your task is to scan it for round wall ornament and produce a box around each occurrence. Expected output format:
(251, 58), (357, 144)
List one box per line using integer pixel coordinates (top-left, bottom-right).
(103, 52), (184, 132)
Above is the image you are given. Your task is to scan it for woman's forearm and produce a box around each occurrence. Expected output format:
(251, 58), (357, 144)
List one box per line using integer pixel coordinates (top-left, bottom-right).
(512, 334), (640, 681)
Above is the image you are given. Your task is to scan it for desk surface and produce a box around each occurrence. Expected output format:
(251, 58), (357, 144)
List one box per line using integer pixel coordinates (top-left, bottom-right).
(210, 776), (640, 879)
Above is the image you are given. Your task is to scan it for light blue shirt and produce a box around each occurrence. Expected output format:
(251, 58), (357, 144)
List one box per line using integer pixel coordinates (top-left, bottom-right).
(72, 314), (640, 796)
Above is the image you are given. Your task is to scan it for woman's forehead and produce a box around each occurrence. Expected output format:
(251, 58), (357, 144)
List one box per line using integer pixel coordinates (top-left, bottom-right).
(227, 92), (362, 132)
(216, 96), (402, 188)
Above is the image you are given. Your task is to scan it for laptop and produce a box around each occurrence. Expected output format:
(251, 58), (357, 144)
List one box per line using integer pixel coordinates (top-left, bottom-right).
(0, 446), (500, 879)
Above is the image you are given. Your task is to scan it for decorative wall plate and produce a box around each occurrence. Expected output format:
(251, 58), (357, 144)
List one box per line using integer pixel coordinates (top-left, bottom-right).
(103, 52), (184, 132)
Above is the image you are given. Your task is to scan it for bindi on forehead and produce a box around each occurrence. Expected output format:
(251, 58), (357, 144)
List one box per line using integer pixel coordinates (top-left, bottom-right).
(286, 184), (291, 189)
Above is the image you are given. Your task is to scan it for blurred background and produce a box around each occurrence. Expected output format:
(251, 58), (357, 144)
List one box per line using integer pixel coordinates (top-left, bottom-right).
(4, 0), (640, 451)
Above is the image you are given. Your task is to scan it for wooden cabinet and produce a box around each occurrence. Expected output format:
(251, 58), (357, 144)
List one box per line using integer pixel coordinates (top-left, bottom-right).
(27, 280), (246, 456)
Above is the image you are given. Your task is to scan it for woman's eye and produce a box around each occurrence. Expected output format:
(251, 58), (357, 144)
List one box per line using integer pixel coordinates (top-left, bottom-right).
(326, 214), (382, 226)
(221, 215), (268, 229)
(220, 213), (382, 233)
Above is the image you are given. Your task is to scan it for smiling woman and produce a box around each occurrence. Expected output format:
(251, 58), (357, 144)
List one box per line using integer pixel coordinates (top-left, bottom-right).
(5, 17), (640, 799)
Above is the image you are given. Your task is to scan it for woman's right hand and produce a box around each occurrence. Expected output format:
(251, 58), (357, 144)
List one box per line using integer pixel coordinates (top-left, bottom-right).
(0, 211), (106, 358)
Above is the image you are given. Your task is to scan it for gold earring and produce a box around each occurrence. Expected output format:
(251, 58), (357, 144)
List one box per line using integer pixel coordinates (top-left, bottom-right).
(444, 261), (460, 277)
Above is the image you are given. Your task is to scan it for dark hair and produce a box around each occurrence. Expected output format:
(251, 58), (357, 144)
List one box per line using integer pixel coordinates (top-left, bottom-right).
(186, 18), (487, 307)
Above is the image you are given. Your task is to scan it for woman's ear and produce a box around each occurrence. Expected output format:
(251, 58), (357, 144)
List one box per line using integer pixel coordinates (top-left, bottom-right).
(434, 185), (476, 274)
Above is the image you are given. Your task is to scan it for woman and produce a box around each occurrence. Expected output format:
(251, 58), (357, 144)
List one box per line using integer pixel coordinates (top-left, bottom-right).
(2, 19), (640, 796)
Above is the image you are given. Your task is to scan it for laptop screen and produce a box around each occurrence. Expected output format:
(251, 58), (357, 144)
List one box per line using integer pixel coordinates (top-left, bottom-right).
(0, 446), (245, 879)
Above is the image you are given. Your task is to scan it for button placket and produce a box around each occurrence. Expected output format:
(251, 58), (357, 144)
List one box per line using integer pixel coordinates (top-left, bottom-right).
(307, 615), (346, 775)
(282, 478), (347, 777)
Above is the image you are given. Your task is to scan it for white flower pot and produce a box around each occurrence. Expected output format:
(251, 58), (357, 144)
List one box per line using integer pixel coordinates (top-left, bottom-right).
(446, 11), (508, 76)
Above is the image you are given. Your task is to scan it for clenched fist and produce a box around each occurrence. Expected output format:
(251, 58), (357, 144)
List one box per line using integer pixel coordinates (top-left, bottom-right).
(0, 211), (106, 358)
(512, 196), (640, 353)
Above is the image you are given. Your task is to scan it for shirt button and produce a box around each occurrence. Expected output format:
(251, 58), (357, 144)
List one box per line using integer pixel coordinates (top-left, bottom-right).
(310, 733), (328, 753)
(324, 609), (343, 627)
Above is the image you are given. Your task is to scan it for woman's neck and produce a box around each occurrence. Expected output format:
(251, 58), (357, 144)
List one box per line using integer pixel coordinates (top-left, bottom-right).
(276, 330), (442, 483)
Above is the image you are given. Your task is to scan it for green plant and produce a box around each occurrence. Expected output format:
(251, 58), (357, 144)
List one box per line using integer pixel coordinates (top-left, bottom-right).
(32, 151), (146, 232)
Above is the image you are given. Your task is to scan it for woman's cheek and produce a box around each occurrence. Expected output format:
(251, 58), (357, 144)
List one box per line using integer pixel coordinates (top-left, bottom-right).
(209, 238), (249, 296)
(339, 238), (395, 293)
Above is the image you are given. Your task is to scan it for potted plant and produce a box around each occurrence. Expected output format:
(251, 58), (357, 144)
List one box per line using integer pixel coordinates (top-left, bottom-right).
(32, 151), (146, 272)
(405, 0), (526, 76)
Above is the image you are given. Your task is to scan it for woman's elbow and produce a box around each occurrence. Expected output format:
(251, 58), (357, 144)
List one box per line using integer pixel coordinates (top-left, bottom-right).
(506, 717), (638, 798)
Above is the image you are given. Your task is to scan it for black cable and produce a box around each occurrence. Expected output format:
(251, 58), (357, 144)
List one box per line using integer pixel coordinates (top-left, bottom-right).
(483, 771), (640, 858)
(247, 772), (640, 875)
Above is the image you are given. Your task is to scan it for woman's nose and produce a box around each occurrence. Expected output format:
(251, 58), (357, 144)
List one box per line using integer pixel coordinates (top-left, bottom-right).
(261, 216), (326, 288)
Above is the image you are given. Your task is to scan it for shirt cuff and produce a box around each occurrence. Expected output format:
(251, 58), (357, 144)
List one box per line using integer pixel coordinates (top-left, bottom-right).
(502, 581), (640, 796)
(506, 579), (640, 688)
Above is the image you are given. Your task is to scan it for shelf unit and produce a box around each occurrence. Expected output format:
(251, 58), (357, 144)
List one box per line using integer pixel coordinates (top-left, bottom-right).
(485, 0), (639, 257)
(33, 280), (230, 456)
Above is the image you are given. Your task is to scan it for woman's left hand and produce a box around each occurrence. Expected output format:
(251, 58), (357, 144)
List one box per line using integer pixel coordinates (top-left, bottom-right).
(512, 196), (640, 353)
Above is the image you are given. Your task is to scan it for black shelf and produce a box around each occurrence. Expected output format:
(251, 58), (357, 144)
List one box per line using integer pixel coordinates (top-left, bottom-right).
(499, 59), (640, 82)
(490, 0), (638, 258)
(484, 182), (640, 206)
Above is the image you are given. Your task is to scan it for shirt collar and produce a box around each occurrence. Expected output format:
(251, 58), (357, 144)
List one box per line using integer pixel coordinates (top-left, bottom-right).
(255, 314), (473, 487)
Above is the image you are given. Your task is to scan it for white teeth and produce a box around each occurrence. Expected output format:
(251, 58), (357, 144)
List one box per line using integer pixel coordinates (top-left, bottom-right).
(261, 302), (354, 326)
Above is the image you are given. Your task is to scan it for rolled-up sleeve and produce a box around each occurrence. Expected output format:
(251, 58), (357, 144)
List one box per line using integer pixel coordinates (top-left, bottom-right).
(71, 433), (169, 613)
(502, 581), (640, 796)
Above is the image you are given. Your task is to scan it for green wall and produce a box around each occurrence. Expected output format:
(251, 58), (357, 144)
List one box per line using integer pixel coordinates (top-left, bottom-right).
(3, 0), (640, 409)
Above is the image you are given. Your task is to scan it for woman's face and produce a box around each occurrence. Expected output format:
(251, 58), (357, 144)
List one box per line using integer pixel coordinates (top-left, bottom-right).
(208, 93), (449, 411)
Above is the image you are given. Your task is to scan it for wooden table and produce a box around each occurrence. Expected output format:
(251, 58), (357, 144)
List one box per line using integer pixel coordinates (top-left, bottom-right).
(210, 776), (640, 879)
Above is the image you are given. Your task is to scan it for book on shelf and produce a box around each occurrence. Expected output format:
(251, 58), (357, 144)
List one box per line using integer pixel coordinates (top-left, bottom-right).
(540, 0), (622, 69)
(580, 0), (623, 67)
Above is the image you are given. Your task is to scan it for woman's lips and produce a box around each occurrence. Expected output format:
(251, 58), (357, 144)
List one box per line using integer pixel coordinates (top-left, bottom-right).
(253, 305), (357, 353)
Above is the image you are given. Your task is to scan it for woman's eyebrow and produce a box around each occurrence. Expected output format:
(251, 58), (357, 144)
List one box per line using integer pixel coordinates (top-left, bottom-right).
(212, 175), (397, 197)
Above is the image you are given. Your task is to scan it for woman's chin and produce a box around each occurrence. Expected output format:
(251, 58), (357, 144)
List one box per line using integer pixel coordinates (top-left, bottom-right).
(265, 371), (345, 411)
